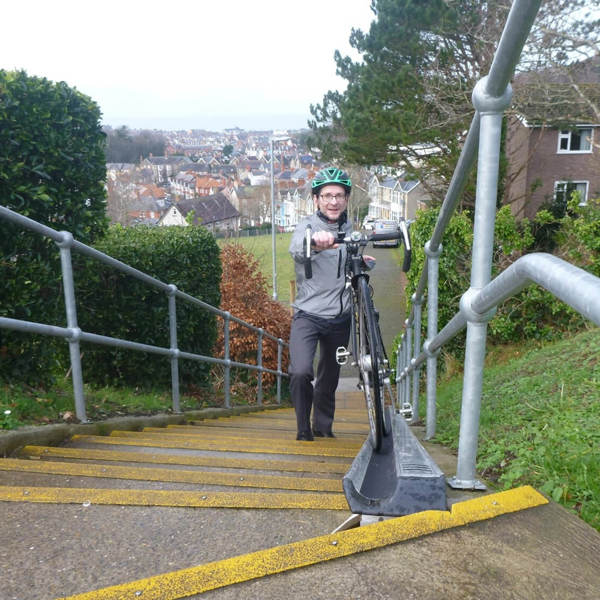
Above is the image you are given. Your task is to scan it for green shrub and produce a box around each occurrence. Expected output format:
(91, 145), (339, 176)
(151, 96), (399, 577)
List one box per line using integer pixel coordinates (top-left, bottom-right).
(393, 199), (599, 372)
(73, 225), (221, 390)
(0, 70), (107, 385)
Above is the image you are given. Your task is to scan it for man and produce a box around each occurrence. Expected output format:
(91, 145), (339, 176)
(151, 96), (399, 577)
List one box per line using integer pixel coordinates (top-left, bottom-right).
(288, 167), (354, 441)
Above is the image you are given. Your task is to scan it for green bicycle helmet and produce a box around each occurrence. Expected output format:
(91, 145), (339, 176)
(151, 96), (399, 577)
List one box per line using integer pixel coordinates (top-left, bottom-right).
(311, 167), (352, 195)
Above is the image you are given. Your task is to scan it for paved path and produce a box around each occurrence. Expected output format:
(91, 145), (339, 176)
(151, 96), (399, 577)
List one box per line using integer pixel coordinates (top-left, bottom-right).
(338, 243), (407, 379)
(1, 393), (599, 600)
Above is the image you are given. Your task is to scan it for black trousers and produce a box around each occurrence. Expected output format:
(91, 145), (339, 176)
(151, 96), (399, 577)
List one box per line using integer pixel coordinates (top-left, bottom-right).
(288, 310), (351, 434)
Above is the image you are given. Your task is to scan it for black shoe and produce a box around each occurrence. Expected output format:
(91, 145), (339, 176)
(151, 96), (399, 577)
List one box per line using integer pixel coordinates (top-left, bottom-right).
(296, 430), (314, 441)
(313, 429), (335, 438)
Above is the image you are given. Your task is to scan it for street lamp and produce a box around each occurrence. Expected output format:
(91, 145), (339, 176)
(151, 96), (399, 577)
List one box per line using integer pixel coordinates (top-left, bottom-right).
(269, 134), (290, 301)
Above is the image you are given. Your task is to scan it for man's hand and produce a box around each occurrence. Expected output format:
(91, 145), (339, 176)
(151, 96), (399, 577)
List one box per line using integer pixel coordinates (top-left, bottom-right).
(312, 230), (337, 251)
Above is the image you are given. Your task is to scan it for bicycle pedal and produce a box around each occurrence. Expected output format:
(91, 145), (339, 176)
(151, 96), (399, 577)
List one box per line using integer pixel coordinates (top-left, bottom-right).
(336, 346), (350, 366)
(399, 403), (413, 420)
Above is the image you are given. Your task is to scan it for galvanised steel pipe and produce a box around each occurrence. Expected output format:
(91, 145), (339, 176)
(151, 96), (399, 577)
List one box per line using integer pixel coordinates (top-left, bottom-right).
(223, 312), (231, 409)
(395, 339), (402, 408)
(486, 0), (543, 98)
(167, 285), (181, 413)
(427, 311), (468, 357)
(277, 339), (283, 404)
(424, 242), (442, 439)
(448, 77), (513, 491)
(57, 232), (87, 423)
(257, 328), (264, 405)
(395, 335), (405, 408)
(0, 317), (72, 338)
(410, 296), (422, 424)
(401, 336), (408, 405)
(410, 114), (481, 311)
(404, 319), (412, 414)
(472, 253), (600, 327)
(1, 203), (290, 413)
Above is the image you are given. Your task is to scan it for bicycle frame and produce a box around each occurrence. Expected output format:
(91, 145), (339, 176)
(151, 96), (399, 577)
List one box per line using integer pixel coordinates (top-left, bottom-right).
(303, 225), (411, 451)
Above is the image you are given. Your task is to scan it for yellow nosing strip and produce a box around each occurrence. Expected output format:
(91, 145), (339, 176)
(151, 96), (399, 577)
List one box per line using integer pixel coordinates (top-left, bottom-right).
(21, 446), (351, 474)
(0, 485), (348, 510)
(151, 426), (367, 444)
(59, 486), (548, 600)
(0, 458), (342, 492)
(70, 434), (358, 458)
(118, 429), (364, 450)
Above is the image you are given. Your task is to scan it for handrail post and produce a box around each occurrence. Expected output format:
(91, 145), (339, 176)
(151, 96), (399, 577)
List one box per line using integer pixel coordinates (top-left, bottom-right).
(257, 328), (264, 405)
(410, 294), (423, 424)
(404, 318), (412, 414)
(395, 335), (404, 409)
(277, 338), (283, 405)
(57, 232), (87, 423)
(448, 77), (512, 490)
(423, 242), (442, 439)
(223, 312), (231, 409)
(167, 285), (181, 413)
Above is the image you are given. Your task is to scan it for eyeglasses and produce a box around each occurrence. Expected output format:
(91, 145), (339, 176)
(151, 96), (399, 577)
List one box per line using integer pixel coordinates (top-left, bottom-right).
(319, 193), (347, 203)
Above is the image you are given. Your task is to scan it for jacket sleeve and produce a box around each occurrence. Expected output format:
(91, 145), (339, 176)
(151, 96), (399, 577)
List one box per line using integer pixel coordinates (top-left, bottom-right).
(289, 221), (311, 264)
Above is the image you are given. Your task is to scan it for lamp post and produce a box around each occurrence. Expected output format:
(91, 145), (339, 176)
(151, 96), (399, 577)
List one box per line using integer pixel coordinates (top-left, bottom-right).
(269, 134), (289, 301)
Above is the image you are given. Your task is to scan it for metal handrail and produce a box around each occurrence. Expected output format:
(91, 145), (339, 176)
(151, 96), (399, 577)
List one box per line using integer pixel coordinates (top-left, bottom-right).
(0, 204), (289, 422)
(394, 0), (600, 490)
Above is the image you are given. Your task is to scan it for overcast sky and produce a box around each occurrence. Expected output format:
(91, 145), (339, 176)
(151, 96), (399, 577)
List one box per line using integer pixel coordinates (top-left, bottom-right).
(2, 0), (375, 131)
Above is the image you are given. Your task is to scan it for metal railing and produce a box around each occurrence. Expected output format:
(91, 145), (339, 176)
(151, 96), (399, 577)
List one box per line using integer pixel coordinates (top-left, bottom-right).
(394, 0), (600, 490)
(0, 204), (289, 423)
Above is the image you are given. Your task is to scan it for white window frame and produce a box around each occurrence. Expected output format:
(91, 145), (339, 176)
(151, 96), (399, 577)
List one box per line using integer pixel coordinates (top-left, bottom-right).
(554, 180), (589, 206)
(557, 127), (593, 153)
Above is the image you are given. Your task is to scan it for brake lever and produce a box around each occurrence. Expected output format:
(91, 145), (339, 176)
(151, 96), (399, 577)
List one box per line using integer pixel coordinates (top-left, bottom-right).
(399, 220), (412, 272)
(303, 225), (313, 279)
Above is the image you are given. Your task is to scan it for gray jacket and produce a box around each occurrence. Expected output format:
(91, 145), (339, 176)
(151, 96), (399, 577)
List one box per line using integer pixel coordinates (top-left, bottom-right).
(289, 213), (352, 319)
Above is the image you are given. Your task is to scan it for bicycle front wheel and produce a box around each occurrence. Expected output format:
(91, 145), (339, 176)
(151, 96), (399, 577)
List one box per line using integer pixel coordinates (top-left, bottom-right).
(357, 276), (387, 451)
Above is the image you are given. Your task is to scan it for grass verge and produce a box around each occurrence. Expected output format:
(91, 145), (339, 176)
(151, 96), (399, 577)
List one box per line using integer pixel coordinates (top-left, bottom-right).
(0, 379), (221, 428)
(430, 327), (600, 531)
(217, 232), (295, 304)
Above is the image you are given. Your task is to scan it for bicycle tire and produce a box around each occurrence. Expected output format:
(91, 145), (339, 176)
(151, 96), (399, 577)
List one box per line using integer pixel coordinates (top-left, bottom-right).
(357, 276), (386, 451)
(372, 307), (392, 436)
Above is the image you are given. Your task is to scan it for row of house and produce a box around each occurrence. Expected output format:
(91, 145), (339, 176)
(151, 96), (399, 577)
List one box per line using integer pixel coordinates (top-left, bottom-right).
(107, 60), (600, 234)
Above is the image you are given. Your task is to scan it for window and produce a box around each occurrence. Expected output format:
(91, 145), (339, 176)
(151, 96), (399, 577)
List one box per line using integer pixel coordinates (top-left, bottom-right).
(554, 181), (588, 206)
(557, 128), (592, 153)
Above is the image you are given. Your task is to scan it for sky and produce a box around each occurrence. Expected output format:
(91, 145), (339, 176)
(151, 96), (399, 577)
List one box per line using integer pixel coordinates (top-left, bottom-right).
(2, 0), (375, 132)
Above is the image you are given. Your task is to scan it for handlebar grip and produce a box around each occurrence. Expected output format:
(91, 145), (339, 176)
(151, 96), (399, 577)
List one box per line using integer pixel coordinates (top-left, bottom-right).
(370, 231), (402, 242)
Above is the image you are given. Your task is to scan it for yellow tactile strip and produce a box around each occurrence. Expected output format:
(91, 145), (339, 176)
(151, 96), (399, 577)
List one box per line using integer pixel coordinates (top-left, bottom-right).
(69, 434), (358, 458)
(20, 446), (352, 474)
(195, 419), (370, 433)
(0, 485), (348, 510)
(110, 429), (364, 451)
(146, 425), (366, 442)
(0, 458), (342, 492)
(59, 486), (548, 600)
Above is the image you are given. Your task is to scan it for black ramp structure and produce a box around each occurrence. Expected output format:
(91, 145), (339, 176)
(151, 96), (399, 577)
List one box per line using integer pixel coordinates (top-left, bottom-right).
(343, 408), (447, 516)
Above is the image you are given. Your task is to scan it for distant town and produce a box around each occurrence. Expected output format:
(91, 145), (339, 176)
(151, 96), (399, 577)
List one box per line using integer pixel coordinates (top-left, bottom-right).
(105, 127), (429, 235)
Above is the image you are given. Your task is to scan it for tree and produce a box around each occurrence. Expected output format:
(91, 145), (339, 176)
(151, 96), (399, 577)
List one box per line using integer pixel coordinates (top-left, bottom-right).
(0, 70), (108, 384)
(309, 0), (600, 206)
(104, 126), (166, 163)
(222, 144), (234, 163)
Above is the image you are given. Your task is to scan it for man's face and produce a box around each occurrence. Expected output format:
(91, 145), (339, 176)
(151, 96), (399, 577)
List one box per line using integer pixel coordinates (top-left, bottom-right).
(313, 184), (348, 222)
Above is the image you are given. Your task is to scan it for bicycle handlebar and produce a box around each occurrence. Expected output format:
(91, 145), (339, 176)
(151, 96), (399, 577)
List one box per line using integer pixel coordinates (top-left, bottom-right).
(303, 221), (412, 280)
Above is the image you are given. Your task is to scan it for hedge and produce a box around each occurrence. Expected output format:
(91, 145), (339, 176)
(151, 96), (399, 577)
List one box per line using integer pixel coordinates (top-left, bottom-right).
(73, 225), (221, 390)
(0, 70), (108, 385)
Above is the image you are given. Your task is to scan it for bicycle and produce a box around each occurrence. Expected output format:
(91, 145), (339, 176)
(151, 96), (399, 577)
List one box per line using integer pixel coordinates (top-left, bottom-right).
(303, 221), (411, 452)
